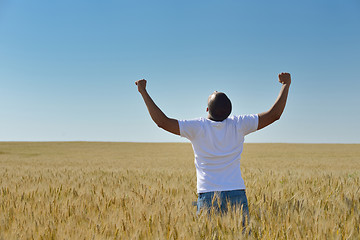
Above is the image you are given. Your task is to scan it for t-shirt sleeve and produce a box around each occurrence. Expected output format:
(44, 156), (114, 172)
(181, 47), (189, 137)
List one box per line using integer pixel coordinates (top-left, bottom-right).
(178, 118), (203, 140)
(237, 114), (259, 136)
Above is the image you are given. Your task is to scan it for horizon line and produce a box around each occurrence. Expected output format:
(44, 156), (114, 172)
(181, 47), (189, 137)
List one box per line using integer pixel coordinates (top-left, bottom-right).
(0, 141), (359, 145)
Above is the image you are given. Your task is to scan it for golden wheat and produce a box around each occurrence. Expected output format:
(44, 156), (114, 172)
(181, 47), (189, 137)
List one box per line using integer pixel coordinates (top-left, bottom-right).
(0, 142), (359, 239)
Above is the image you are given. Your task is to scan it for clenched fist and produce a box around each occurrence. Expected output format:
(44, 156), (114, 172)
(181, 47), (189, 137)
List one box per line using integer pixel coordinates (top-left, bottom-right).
(135, 79), (147, 93)
(278, 73), (291, 85)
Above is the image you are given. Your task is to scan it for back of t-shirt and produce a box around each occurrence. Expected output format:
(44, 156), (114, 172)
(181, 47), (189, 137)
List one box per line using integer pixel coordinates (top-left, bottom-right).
(179, 114), (258, 193)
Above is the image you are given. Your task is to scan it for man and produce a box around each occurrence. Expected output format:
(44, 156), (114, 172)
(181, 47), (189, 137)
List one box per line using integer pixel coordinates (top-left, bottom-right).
(135, 73), (291, 222)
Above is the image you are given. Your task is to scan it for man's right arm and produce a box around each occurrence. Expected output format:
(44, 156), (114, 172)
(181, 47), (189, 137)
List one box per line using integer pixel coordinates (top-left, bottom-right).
(135, 79), (180, 135)
(257, 72), (291, 130)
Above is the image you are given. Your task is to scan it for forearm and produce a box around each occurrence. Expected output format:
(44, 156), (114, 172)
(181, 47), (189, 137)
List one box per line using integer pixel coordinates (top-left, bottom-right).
(269, 83), (290, 120)
(257, 72), (291, 130)
(140, 90), (169, 127)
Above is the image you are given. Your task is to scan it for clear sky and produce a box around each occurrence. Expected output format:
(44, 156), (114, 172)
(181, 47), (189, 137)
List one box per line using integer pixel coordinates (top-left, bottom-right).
(0, 0), (359, 143)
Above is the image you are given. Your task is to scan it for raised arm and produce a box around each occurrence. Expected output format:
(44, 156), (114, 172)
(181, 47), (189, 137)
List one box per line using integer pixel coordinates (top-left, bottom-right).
(257, 72), (291, 130)
(135, 79), (180, 135)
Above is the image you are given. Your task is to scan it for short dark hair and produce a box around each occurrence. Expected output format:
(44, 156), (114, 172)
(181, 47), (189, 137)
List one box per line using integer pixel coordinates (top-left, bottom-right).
(208, 92), (232, 121)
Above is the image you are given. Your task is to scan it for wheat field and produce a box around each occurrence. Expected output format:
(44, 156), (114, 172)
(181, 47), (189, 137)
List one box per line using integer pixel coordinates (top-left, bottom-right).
(0, 142), (359, 239)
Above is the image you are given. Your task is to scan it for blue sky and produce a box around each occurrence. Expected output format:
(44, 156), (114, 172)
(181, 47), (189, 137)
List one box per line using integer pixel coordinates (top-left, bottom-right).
(0, 0), (359, 143)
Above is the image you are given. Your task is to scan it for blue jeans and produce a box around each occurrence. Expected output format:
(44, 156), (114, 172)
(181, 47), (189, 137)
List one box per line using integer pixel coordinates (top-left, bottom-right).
(197, 189), (250, 226)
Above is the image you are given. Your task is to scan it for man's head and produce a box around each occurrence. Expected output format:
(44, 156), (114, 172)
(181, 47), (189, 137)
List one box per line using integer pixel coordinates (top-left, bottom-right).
(207, 91), (232, 122)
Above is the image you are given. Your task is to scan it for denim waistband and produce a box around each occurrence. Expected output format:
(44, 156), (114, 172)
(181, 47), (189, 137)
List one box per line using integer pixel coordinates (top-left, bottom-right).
(198, 189), (246, 197)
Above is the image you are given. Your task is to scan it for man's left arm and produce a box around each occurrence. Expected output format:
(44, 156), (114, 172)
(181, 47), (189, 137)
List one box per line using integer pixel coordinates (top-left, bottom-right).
(135, 79), (180, 135)
(257, 73), (291, 130)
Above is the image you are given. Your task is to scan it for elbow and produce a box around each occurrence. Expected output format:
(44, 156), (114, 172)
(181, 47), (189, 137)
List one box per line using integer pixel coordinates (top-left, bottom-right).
(156, 122), (164, 129)
(155, 115), (172, 129)
(156, 120), (166, 129)
(268, 108), (282, 123)
(273, 113), (281, 122)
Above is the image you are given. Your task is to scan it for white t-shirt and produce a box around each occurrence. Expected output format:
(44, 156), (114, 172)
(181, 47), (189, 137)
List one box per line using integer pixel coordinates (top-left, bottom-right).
(179, 114), (259, 193)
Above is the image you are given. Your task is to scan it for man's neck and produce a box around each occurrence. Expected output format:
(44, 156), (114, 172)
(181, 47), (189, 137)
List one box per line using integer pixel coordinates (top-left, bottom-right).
(207, 115), (224, 122)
